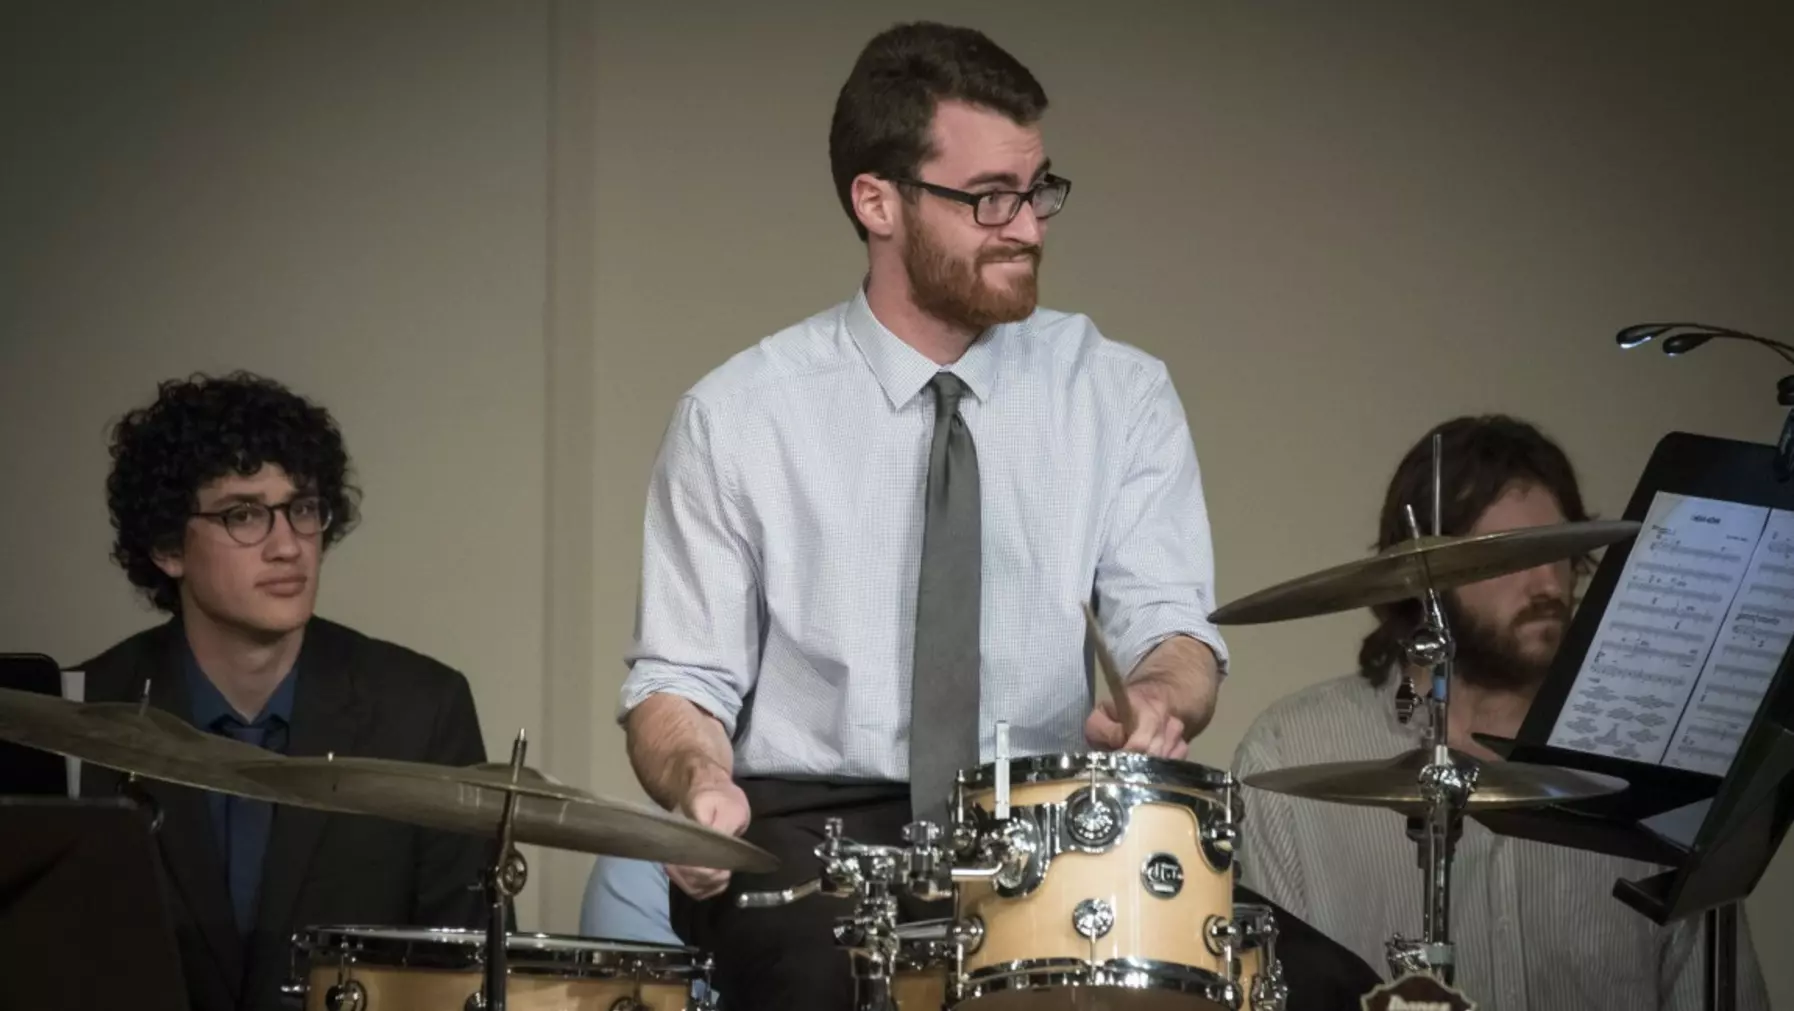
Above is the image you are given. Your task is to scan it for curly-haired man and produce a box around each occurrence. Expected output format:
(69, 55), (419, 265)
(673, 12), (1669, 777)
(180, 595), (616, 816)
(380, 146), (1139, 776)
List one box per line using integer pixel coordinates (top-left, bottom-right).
(77, 371), (496, 1011)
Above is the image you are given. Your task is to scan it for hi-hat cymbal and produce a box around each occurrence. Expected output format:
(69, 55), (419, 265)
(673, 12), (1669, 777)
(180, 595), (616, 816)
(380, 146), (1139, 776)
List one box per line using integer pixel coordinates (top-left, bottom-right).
(1208, 520), (1641, 626)
(234, 755), (778, 873)
(1242, 748), (1627, 815)
(0, 686), (302, 802)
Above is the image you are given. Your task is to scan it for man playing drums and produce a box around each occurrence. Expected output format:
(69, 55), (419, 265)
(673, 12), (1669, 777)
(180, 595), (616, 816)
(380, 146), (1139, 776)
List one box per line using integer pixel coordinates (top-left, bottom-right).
(619, 20), (1378, 1010)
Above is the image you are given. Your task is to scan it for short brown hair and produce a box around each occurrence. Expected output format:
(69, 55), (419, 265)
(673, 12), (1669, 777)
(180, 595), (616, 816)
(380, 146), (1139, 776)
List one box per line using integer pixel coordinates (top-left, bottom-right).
(1358, 415), (1592, 686)
(828, 22), (1048, 242)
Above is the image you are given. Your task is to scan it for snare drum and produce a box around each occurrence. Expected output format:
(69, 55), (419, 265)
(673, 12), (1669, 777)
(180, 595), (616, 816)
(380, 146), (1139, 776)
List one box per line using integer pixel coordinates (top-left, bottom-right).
(287, 927), (709, 1011)
(950, 752), (1242, 1009)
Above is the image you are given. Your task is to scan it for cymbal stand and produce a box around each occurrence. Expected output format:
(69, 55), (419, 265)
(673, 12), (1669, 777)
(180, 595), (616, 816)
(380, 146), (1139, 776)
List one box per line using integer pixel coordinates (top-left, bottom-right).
(478, 731), (530, 1011)
(1385, 442), (1480, 985)
(115, 680), (164, 832)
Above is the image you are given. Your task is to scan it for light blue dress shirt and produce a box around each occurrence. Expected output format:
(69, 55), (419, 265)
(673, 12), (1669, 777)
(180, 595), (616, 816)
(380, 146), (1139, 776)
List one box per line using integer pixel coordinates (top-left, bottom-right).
(581, 856), (681, 944)
(620, 288), (1229, 781)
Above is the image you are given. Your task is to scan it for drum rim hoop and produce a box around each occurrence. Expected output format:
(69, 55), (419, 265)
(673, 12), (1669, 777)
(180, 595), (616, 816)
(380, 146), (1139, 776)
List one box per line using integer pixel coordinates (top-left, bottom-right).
(291, 925), (704, 975)
(960, 956), (1236, 1003)
(957, 751), (1234, 793)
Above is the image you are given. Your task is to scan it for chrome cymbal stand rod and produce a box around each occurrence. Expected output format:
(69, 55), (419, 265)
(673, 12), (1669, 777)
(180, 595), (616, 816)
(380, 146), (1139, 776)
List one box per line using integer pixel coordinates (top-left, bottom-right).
(479, 731), (529, 1011)
(1386, 437), (1479, 985)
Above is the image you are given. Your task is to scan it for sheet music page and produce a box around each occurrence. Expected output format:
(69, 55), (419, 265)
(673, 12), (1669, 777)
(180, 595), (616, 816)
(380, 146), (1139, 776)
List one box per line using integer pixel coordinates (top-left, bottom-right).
(1664, 508), (1794, 774)
(1547, 493), (1766, 763)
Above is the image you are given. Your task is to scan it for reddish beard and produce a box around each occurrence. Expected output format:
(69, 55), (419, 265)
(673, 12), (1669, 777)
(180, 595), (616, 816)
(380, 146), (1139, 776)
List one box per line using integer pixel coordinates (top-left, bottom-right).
(902, 208), (1042, 332)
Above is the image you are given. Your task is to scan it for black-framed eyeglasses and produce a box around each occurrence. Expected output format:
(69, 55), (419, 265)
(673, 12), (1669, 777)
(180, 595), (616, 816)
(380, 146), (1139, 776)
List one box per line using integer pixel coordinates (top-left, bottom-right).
(892, 173), (1072, 227)
(192, 495), (333, 547)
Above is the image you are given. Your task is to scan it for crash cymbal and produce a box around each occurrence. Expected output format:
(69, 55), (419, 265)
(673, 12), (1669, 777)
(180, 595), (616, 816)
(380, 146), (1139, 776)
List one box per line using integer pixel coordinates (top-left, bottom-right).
(1208, 520), (1641, 625)
(1242, 747), (1627, 815)
(234, 755), (778, 873)
(0, 686), (301, 802)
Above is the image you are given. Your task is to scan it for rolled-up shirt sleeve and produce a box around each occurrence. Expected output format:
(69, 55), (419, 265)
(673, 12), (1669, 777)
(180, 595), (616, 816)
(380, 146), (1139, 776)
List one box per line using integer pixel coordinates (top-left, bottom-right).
(618, 395), (761, 737)
(1093, 362), (1230, 678)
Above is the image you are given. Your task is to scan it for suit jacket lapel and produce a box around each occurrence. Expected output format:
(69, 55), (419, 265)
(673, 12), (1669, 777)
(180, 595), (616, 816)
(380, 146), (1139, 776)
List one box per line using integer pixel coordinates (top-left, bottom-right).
(140, 622), (247, 1000)
(249, 620), (370, 987)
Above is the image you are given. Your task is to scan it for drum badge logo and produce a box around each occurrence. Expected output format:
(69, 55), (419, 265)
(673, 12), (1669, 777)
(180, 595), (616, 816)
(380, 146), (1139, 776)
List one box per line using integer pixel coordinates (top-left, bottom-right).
(1140, 852), (1184, 897)
(1360, 973), (1477, 1011)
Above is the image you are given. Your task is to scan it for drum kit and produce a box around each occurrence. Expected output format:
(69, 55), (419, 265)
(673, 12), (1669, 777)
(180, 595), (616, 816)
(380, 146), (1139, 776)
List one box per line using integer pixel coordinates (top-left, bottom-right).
(732, 437), (1643, 1010)
(0, 441), (1645, 1011)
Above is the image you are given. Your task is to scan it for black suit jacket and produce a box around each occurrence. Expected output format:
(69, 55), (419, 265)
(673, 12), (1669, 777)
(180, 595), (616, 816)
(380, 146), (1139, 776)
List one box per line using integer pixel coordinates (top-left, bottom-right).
(79, 617), (494, 1011)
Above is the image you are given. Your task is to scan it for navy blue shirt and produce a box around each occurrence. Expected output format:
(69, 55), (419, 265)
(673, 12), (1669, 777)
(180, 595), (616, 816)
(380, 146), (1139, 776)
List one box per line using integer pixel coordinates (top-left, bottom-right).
(183, 643), (297, 933)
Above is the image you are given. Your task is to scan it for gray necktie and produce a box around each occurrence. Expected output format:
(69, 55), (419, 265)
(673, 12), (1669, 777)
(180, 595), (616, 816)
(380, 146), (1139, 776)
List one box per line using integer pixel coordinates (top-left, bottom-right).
(909, 372), (982, 827)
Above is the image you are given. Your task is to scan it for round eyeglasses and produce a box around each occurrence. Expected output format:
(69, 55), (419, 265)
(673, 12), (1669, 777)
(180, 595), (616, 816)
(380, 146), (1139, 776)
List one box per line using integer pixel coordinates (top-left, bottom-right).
(893, 173), (1072, 227)
(191, 495), (333, 547)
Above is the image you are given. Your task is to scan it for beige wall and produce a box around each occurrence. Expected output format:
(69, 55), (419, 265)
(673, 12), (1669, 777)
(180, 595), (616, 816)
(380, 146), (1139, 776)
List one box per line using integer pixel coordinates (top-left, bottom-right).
(0, 0), (557, 924)
(2, 0), (1789, 1004)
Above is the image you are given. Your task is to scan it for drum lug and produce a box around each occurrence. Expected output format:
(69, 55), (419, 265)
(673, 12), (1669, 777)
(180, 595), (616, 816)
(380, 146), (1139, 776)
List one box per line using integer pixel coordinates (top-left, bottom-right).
(1061, 784), (1128, 852)
(323, 979), (366, 1011)
(1199, 795), (1239, 874)
(949, 915), (985, 957)
(992, 813), (1046, 897)
(1203, 914), (1239, 958)
(1072, 897), (1115, 941)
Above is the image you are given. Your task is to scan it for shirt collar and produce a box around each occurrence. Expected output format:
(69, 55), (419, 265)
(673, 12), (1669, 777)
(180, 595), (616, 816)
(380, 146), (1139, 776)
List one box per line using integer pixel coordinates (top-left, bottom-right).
(182, 630), (298, 729)
(844, 284), (1003, 411)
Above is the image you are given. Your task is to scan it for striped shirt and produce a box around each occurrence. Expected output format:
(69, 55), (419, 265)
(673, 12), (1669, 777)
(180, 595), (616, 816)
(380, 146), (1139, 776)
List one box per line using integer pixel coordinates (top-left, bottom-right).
(619, 286), (1229, 781)
(1233, 672), (1769, 1011)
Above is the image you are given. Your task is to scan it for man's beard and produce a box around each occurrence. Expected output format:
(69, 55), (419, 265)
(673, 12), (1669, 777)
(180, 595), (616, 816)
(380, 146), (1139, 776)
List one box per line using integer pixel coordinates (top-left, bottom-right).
(1439, 593), (1572, 692)
(902, 209), (1041, 333)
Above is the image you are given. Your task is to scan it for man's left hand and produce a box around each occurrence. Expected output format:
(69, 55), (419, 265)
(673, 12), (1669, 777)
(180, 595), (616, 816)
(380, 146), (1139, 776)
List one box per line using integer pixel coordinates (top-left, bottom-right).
(1084, 679), (1188, 759)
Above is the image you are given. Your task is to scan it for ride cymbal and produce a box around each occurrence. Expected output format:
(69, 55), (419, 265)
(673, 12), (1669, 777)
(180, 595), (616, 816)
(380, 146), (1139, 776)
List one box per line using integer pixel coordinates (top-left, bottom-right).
(1209, 520), (1640, 625)
(0, 687), (300, 802)
(235, 755), (778, 872)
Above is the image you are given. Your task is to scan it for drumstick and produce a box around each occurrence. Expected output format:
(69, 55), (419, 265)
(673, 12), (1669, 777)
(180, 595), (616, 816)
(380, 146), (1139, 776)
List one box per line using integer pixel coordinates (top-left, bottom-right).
(1081, 602), (1135, 738)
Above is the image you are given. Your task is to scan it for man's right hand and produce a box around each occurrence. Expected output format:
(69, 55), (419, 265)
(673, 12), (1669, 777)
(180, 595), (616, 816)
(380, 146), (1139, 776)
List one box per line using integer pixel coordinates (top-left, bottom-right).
(667, 777), (752, 900)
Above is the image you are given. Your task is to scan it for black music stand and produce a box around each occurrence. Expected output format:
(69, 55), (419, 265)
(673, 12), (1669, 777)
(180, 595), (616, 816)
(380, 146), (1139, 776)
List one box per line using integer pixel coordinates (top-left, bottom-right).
(0, 653), (68, 796)
(1476, 432), (1794, 1011)
(0, 797), (189, 1011)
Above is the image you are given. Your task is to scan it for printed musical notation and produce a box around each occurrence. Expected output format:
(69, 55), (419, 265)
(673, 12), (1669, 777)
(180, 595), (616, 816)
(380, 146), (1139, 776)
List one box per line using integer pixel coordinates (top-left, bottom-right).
(1548, 493), (1769, 765)
(1664, 508), (1794, 775)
